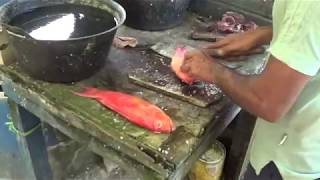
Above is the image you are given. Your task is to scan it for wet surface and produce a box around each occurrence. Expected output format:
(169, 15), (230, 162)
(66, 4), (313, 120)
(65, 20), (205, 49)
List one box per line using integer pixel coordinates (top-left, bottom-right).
(10, 4), (117, 40)
(0, 47), (224, 177)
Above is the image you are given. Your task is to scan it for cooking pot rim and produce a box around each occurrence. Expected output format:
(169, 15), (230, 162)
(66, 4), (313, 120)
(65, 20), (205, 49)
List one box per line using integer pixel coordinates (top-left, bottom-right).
(0, 0), (126, 42)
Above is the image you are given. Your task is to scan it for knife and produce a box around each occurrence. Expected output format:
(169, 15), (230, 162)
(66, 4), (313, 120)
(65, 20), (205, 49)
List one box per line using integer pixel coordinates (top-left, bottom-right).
(190, 31), (224, 42)
(204, 47), (266, 58)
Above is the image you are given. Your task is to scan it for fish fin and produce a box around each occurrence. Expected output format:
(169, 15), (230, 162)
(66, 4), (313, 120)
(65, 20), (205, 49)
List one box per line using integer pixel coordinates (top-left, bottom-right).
(74, 87), (100, 98)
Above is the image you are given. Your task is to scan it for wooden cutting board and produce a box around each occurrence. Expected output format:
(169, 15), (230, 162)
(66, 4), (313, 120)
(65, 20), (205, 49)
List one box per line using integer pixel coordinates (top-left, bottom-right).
(128, 50), (222, 107)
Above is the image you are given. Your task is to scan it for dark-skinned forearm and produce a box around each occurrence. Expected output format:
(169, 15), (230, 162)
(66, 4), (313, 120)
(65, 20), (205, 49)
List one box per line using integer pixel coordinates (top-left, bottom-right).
(212, 60), (282, 122)
(252, 26), (273, 46)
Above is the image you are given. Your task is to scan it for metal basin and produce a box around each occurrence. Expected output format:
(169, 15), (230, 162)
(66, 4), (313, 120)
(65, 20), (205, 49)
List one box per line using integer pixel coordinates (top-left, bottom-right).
(0, 0), (126, 83)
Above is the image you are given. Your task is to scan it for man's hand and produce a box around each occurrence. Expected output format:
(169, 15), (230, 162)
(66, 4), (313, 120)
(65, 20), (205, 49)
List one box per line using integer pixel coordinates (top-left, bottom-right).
(205, 26), (273, 57)
(180, 47), (310, 122)
(181, 50), (216, 82)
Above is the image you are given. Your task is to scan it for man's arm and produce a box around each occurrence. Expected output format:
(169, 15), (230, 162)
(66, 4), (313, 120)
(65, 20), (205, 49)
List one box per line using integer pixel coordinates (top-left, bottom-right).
(183, 2), (320, 122)
(182, 51), (311, 122)
(212, 56), (311, 122)
(205, 26), (273, 57)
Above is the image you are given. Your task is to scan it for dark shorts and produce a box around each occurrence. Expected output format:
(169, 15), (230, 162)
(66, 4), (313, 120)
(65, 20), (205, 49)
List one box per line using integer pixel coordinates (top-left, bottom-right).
(243, 162), (320, 180)
(243, 162), (283, 180)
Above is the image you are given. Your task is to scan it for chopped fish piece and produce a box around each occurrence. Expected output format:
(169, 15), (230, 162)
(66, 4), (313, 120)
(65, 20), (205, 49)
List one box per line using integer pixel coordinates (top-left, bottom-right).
(211, 11), (258, 33)
(171, 47), (194, 85)
(113, 36), (138, 48)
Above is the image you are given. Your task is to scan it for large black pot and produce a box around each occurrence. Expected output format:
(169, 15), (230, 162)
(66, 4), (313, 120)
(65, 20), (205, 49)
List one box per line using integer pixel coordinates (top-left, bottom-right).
(116, 0), (191, 31)
(0, 0), (126, 83)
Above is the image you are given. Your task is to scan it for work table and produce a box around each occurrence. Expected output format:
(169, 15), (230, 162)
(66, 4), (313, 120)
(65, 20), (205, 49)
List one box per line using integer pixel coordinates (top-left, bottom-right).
(0, 15), (266, 180)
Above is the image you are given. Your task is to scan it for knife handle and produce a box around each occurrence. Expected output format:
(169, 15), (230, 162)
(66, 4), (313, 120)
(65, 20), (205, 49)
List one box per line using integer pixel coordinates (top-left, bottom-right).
(190, 32), (224, 42)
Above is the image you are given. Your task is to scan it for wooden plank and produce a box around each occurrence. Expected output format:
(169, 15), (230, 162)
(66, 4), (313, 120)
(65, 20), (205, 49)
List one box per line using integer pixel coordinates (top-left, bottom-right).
(128, 52), (223, 107)
(169, 104), (241, 180)
(2, 76), (170, 177)
(0, 45), (225, 155)
(0, 63), (235, 178)
(158, 127), (198, 168)
(38, 109), (164, 179)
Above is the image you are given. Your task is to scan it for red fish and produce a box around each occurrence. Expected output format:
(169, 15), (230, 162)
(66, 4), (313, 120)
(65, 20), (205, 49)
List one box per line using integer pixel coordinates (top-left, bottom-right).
(74, 87), (175, 133)
(171, 47), (195, 85)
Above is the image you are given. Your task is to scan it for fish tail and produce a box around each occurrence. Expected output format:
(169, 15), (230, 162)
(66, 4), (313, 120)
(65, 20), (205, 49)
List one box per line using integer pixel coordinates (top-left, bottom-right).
(74, 86), (100, 98)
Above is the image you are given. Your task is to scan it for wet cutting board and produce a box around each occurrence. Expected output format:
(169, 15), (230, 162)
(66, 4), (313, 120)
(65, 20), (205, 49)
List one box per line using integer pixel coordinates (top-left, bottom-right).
(128, 50), (222, 107)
